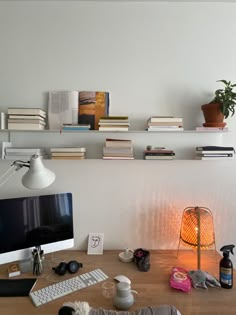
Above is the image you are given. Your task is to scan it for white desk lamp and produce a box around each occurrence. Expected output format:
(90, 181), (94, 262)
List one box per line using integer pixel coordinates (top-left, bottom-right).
(0, 155), (55, 189)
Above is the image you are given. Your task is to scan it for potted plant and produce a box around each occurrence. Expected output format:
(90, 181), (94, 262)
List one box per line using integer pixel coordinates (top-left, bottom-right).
(201, 80), (236, 127)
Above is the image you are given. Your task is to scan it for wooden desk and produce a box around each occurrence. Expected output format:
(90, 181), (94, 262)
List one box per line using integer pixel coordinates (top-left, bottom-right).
(0, 250), (235, 315)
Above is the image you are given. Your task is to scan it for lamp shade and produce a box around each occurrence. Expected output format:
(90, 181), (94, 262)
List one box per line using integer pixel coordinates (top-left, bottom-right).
(180, 206), (215, 249)
(179, 206), (215, 270)
(22, 155), (55, 189)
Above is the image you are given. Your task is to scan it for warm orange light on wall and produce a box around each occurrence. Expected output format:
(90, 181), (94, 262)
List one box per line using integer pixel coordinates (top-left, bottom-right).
(179, 206), (215, 270)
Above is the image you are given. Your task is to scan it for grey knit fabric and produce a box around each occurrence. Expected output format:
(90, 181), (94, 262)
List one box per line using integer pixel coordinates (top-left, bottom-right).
(90, 305), (178, 315)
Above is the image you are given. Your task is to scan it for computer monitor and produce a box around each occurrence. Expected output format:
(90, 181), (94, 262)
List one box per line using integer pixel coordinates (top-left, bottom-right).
(0, 192), (74, 264)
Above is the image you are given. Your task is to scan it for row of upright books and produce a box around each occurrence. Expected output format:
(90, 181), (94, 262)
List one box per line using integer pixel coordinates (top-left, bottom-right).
(195, 146), (235, 160)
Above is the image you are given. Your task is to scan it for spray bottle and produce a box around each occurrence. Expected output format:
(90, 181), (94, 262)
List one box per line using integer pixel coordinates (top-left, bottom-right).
(219, 244), (235, 289)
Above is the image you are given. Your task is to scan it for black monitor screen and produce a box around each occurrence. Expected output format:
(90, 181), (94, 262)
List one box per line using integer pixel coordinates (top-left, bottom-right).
(0, 192), (73, 255)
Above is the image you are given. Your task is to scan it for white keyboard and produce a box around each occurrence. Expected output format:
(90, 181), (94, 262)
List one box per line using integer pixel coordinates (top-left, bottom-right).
(29, 268), (108, 307)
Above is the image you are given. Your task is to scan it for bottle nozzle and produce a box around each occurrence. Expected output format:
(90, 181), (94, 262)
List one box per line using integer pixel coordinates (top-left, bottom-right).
(220, 244), (235, 255)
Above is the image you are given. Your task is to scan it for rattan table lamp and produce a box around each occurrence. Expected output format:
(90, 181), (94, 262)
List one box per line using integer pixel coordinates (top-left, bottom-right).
(179, 206), (215, 270)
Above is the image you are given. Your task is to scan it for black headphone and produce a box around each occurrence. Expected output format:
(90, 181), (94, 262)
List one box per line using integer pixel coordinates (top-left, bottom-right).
(52, 261), (83, 276)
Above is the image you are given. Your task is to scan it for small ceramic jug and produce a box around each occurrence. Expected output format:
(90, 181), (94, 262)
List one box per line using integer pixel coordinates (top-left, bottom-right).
(113, 282), (138, 310)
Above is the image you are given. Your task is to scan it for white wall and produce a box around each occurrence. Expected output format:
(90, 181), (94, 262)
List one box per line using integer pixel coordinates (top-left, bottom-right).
(0, 1), (236, 264)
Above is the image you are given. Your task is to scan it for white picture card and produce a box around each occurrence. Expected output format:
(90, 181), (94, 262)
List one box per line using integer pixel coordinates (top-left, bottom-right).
(87, 233), (104, 255)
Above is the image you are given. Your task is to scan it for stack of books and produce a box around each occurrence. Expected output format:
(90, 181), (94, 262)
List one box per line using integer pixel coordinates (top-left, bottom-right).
(62, 124), (91, 131)
(195, 146), (235, 160)
(98, 116), (130, 131)
(4, 147), (47, 160)
(102, 138), (134, 160)
(147, 116), (183, 131)
(7, 108), (47, 130)
(50, 147), (86, 160)
(144, 147), (175, 160)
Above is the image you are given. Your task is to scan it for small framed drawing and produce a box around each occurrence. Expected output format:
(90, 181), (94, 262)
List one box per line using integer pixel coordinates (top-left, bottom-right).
(87, 233), (104, 255)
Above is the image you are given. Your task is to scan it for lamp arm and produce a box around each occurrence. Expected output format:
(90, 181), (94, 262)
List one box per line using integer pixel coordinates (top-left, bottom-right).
(11, 160), (30, 169)
(0, 160), (30, 187)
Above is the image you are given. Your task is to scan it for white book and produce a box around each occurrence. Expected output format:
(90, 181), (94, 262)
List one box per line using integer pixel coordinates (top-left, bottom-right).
(99, 122), (130, 126)
(196, 154), (234, 157)
(147, 127), (184, 131)
(148, 121), (183, 127)
(8, 123), (45, 130)
(148, 117), (183, 123)
(195, 156), (234, 160)
(8, 108), (46, 117)
(99, 127), (129, 131)
(51, 152), (85, 157)
(105, 139), (132, 148)
(8, 115), (46, 121)
(195, 150), (234, 154)
(102, 156), (134, 160)
(48, 91), (79, 130)
(144, 155), (174, 160)
(103, 153), (134, 157)
(148, 125), (183, 129)
(8, 119), (46, 125)
(99, 120), (129, 124)
(50, 147), (86, 153)
(103, 147), (133, 154)
(5, 148), (45, 155)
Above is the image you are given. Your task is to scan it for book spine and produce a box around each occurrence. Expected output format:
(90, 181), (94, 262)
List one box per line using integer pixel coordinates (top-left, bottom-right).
(147, 128), (184, 132)
(62, 127), (90, 131)
(144, 156), (174, 160)
(144, 153), (175, 156)
(144, 150), (174, 154)
(99, 128), (129, 131)
(8, 108), (46, 117)
(197, 154), (233, 157)
(196, 146), (235, 151)
(8, 124), (45, 130)
(50, 147), (86, 153)
(100, 116), (128, 120)
(197, 150), (235, 154)
(51, 152), (85, 157)
(148, 118), (183, 123)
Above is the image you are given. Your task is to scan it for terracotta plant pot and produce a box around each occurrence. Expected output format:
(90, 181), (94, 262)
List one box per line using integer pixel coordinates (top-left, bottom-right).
(201, 102), (226, 127)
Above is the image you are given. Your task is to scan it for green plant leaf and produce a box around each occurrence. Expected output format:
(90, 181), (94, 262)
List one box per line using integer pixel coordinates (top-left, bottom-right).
(212, 80), (236, 118)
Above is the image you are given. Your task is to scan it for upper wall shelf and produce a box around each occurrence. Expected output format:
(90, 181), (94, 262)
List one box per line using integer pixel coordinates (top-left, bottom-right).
(20, 0), (236, 2)
(0, 129), (229, 134)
